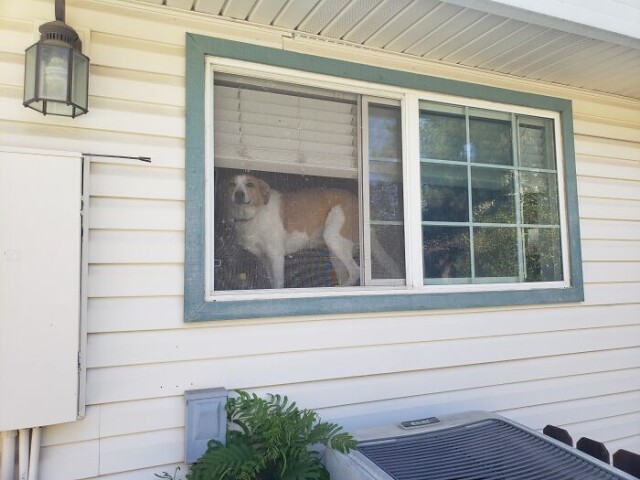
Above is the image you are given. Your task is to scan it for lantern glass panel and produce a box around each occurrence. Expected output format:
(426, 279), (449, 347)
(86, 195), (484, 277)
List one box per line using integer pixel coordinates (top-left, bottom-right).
(24, 44), (38, 104)
(72, 50), (89, 111)
(46, 101), (75, 116)
(38, 44), (70, 102)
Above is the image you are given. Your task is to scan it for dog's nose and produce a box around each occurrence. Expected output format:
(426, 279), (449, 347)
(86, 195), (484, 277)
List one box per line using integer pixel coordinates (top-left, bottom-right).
(234, 190), (246, 204)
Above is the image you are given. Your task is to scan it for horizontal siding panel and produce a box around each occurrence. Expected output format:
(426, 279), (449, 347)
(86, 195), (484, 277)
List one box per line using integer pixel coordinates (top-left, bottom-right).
(89, 198), (184, 231)
(580, 219), (640, 241)
(574, 117), (640, 143)
(90, 32), (184, 76)
(606, 435), (640, 456)
(90, 230), (184, 264)
(0, 120), (185, 169)
(325, 372), (640, 430)
(91, 66), (184, 108)
(250, 349), (640, 412)
(86, 326), (640, 404)
(0, 51), (24, 88)
(0, 87), (184, 139)
(0, 18), (34, 55)
(573, 100), (640, 128)
(500, 390), (640, 432)
(582, 240), (640, 262)
(99, 397), (184, 438)
(88, 264), (183, 298)
(579, 197), (640, 221)
(90, 163), (185, 201)
(63, 351), (640, 441)
(40, 440), (99, 480)
(583, 262), (640, 283)
(561, 411), (640, 444)
(88, 296), (184, 333)
(86, 304), (640, 368)
(575, 136), (640, 162)
(42, 406), (100, 447)
(584, 282), (640, 305)
(578, 176), (640, 200)
(577, 156), (640, 182)
(99, 428), (183, 475)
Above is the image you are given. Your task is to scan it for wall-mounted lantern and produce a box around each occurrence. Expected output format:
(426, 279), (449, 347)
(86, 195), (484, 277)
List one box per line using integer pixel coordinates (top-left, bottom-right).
(23, 0), (89, 117)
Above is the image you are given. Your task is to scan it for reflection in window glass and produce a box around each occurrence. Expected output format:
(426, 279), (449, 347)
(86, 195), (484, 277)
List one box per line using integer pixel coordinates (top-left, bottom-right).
(423, 226), (471, 280)
(471, 167), (516, 224)
(368, 103), (406, 281)
(520, 171), (560, 225)
(420, 109), (466, 161)
(469, 114), (513, 166)
(519, 117), (556, 170)
(421, 164), (469, 222)
(420, 101), (564, 284)
(474, 227), (518, 279)
(525, 228), (563, 282)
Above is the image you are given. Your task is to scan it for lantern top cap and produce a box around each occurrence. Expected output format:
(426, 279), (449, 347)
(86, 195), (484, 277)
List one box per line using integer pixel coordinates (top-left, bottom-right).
(38, 20), (82, 51)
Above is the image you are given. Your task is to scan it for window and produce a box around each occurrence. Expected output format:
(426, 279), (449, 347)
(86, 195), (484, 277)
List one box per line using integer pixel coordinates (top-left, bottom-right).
(211, 74), (406, 291)
(185, 35), (583, 320)
(419, 103), (564, 284)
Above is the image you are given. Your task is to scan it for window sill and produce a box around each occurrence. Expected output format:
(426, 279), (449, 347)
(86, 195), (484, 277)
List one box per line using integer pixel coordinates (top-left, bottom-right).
(186, 285), (584, 321)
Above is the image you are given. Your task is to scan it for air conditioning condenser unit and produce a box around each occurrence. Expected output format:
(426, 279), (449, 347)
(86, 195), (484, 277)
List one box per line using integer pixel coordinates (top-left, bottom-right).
(325, 411), (635, 480)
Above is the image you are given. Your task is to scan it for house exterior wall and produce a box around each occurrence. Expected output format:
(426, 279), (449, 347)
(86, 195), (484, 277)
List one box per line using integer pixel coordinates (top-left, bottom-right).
(0, 1), (638, 478)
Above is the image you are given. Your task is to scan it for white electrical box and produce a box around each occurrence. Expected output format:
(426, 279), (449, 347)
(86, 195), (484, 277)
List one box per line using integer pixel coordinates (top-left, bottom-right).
(0, 147), (83, 430)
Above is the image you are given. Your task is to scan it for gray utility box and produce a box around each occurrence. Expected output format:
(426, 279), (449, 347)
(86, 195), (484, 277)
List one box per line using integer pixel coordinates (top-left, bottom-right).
(185, 388), (228, 464)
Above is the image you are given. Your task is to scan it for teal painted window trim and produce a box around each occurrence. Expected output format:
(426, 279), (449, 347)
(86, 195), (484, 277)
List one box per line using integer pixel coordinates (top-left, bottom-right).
(184, 33), (584, 322)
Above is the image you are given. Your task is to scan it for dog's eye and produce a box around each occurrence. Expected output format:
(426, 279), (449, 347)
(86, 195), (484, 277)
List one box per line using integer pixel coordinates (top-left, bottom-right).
(228, 181), (236, 187)
(246, 182), (255, 188)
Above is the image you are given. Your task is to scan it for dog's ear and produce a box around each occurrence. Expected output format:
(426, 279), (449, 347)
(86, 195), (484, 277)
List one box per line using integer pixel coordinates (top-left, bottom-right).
(258, 179), (271, 205)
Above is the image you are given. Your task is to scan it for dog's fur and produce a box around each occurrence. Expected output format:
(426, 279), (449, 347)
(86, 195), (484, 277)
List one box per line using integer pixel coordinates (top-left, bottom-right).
(221, 174), (361, 289)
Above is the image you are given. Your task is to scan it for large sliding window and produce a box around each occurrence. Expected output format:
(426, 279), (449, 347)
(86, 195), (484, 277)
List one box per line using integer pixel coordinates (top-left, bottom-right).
(184, 35), (583, 321)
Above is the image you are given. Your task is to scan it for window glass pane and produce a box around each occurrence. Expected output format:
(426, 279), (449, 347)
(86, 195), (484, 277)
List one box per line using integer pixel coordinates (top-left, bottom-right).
(419, 109), (466, 161)
(421, 164), (469, 222)
(214, 168), (360, 290)
(474, 227), (518, 279)
(524, 228), (563, 282)
(214, 74), (358, 175)
(469, 112), (513, 166)
(520, 171), (560, 225)
(471, 167), (516, 223)
(368, 103), (405, 281)
(370, 225), (406, 280)
(423, 226), (471, 280)
(519, 117), (556, 169)
(369, 104), (403, 222)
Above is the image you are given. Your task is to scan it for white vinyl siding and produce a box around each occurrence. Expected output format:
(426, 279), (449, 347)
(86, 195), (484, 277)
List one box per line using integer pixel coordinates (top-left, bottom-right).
(0, 2), (638, 478)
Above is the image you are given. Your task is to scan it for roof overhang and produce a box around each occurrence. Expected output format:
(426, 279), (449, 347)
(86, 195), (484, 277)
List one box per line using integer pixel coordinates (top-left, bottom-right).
(118, 0), (640, 99)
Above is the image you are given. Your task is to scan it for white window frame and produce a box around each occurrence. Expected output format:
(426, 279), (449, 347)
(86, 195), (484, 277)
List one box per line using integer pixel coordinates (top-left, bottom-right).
(203, 57), (571, 303)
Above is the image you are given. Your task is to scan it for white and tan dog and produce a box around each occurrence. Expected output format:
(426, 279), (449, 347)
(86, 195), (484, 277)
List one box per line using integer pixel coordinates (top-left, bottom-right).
(222, 174), (360, 289)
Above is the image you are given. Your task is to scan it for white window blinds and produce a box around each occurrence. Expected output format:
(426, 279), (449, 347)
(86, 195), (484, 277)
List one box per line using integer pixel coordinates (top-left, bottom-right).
(213, 75), (358, 177)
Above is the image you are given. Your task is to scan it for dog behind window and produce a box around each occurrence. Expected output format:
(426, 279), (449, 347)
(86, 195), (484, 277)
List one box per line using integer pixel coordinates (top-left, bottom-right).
(219, 174), (360, 289)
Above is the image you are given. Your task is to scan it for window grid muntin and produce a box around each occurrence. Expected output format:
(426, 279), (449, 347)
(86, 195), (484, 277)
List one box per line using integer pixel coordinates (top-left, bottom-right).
(420, 101), (562, 285)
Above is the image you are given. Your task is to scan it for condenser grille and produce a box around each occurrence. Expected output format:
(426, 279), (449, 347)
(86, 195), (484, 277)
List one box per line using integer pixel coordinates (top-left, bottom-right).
(358, 419), (624, 480)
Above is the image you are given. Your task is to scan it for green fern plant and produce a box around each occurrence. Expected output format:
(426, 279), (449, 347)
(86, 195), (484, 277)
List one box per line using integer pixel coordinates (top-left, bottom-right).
(186, 390), (356, 480)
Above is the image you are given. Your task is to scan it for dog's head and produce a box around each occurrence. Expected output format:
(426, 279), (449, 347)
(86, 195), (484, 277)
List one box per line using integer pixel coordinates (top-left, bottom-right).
(222, 174), (271, 221)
